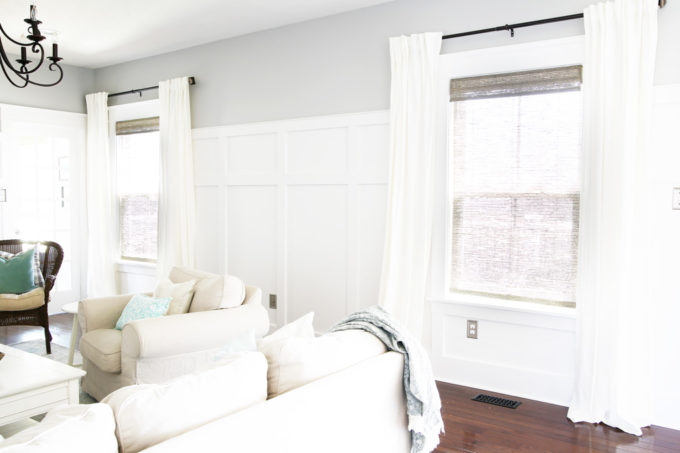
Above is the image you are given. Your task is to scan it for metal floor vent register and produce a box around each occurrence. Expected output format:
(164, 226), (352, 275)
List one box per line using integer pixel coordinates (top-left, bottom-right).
(472, 394), (521, 409)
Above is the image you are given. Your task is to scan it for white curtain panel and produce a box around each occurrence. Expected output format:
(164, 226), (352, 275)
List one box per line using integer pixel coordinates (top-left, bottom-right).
(378, 32), (442, 340)
(568, 0), (657, 435)
(157, 77), (196, 279)
(85, 92), (117, 297)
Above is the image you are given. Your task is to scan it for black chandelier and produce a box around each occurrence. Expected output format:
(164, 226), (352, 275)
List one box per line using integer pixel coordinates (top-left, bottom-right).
(0, 4), (63, 88)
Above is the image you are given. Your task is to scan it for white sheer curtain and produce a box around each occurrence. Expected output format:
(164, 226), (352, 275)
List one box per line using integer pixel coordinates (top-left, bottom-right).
(568, 0), (657, 435)
(85, 92), (117, 296)
(157, 77), (196, 279)
(378, 33), (442, 340)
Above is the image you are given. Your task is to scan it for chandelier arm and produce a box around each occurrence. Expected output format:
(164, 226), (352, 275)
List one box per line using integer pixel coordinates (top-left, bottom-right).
(21, 42), (46, 75)
(0, 23), (32, 47)
(0, 39), (25, 78)
(22, 62), (63, 87)
(0, 56), (30, 88)
(0, 31), (46, 77)
(0, 39), (60, 87)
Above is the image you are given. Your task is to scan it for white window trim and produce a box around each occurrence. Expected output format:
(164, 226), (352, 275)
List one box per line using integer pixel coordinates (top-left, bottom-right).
(429, 36), (584, 317)
(108, 99), (160, 268)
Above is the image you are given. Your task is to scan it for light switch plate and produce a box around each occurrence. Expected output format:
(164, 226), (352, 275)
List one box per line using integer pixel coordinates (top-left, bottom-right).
(673, 188), (680, 210)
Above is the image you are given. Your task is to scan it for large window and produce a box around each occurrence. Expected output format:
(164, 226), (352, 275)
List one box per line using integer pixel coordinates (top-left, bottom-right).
(448, 66), (582, 307)
(115, 117), (160, 261)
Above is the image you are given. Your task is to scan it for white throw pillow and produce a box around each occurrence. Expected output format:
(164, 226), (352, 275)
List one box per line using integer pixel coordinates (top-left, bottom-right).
(103, 351), (268, 453)
(259, 326), (386, 398)
(257, 312), (315, 397)
(0, 404), (117, 453)
(153, 278), (197, 315)
(169, 266), (245, 312)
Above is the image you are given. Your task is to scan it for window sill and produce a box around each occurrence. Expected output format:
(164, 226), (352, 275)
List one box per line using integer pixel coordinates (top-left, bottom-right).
(429, 292), (577, 319)
(115, 259), (157, 275)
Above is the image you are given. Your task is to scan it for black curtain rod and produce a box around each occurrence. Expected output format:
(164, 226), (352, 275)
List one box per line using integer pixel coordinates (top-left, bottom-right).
(443, 0), (666, 40)
(108, 76), (196, 98)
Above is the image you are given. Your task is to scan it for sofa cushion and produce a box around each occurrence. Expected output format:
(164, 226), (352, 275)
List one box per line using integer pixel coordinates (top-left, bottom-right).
(102, 351), (268, 453)
(259, 317), (386, 397)
(80, 329), (123, 373)
(153, 278), (197, 315)
(169, 266), (245, 312)
(0, 287), (44, 311)
(0, 404), (117, 453)
(0, 247), (38, 294)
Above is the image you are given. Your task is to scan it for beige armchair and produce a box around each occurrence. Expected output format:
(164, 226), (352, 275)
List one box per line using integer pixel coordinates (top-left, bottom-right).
(78, 272), (270, 401)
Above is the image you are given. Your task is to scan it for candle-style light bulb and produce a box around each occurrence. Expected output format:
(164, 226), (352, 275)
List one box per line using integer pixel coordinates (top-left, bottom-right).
(30, 5), (37, 21)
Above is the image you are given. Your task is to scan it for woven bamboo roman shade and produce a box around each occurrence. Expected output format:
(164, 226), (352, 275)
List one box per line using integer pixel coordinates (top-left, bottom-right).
(448, 65), (583, 306)
(115, 117), (159, 136)
(450, 65), (582, 102)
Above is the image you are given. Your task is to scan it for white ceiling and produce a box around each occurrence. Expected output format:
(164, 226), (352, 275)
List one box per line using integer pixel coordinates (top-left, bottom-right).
(0, 0), (393, 69)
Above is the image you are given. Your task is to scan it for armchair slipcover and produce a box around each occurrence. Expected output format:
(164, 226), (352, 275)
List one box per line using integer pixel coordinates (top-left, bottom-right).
(78, 271), (269, 401)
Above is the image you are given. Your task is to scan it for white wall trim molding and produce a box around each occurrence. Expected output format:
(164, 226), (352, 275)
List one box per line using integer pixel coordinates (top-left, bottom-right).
(432, 300), (576, 406)
(192, 110), (389, 140)
(191, 109), (390, 332)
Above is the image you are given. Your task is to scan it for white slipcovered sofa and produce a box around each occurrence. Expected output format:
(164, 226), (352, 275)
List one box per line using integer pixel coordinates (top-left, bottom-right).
(0, 329), (411, 452)
(78, 266), (270, 401)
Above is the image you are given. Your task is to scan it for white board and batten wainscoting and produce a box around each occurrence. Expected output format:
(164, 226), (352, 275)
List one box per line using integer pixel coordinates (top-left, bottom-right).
(191, 110), (390, 333)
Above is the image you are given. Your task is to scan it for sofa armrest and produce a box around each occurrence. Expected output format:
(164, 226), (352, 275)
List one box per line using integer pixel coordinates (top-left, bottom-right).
(78, 294), (135, 333)
(122, 297), (270, 360)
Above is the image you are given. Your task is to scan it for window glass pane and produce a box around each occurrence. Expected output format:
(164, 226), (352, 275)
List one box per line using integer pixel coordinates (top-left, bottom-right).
(449, 89), (581, 306)
(116, 131), (159, 260)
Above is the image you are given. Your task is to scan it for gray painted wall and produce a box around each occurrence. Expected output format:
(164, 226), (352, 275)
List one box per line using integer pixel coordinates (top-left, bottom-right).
(0, 61), (94, 113)
(94, 0), (680, 128)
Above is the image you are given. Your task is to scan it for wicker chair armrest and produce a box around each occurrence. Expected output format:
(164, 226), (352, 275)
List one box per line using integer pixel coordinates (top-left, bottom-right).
(44, 275), (57, 293)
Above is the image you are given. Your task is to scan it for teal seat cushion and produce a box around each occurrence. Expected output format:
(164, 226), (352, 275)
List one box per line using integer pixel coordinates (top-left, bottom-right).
(115, 294), (172, 330)
(0, 247), (38, 294)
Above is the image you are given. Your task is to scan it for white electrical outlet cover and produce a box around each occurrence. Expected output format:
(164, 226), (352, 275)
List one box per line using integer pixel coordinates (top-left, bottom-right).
(673, 187), (680, 210)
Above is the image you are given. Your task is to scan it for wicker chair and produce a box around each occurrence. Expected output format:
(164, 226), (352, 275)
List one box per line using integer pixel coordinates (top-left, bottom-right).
(0, 239), (64, 354)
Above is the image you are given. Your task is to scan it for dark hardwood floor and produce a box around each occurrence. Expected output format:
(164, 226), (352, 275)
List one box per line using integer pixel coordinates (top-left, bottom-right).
(0, 313), (73, 349)
(2, 314), (679, 452)
(435, 382), (680, 453)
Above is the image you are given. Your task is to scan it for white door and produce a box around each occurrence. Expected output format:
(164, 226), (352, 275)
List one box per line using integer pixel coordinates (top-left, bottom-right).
(0, 105), (86, 313)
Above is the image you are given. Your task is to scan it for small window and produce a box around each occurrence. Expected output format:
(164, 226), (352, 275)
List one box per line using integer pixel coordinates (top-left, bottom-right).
(115, 117), (160, 261)
(448, 66), (582, 307)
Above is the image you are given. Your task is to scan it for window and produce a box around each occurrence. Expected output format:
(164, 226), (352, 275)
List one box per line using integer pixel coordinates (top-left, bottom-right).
(115, 117), (160, 261)
(448, 66), (582, 307)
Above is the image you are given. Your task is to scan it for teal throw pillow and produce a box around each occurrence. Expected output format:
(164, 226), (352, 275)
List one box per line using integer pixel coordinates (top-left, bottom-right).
(0, 247), (38, 294)
(0, 247), (44, 288)
(115, 294), (172, 330)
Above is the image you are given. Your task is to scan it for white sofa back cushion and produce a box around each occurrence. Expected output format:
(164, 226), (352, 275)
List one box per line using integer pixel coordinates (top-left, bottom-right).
(153, 278), (197, 315)
(0, 404), (117, 453)
(258, 314), (386, 398)
(103, 351), (268, 453)
(169, 266), (245, 312)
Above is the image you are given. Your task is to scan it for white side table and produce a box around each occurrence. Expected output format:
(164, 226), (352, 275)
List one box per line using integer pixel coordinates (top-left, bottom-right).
(61, 302), (79, 366)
